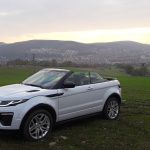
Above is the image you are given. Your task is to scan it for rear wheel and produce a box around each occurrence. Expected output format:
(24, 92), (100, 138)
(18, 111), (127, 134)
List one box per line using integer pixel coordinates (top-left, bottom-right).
(22, 109), (53, 142)
(102, 97), (120, 120)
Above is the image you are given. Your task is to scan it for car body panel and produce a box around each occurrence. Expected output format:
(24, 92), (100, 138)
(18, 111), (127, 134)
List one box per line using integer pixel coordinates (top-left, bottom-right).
(58, 84), (95, 121)
(0, 95), (59, 129)
(0, 84), (59, 100)
(91, 80), (121, 112)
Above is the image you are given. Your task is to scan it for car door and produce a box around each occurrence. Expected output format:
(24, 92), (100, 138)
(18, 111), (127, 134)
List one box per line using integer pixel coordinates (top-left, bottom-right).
(57, 72), (95, 121)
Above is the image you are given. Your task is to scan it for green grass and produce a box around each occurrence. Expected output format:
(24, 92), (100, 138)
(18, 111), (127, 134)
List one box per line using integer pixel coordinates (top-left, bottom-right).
(118, 76), (150, 100)
(0, 67), (150, 150)
(80, 66), (129, 76)
(0, 68), (33, 86)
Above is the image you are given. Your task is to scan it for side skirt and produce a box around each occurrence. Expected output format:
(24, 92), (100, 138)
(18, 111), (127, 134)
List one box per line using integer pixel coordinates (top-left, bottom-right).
(54, 112), (102, 126)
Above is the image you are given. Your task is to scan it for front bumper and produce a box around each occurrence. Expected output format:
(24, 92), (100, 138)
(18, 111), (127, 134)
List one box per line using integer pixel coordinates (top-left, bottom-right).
(0, 104), (26, 130)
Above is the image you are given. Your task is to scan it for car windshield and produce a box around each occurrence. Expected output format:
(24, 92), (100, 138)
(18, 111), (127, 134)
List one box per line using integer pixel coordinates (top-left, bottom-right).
(22, 70), (68, 89)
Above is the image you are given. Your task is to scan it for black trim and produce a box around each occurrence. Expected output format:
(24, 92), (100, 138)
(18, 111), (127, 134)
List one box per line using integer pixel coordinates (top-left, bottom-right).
(46, 93), (64, 97)
(53, 71), (74, 89)
(103, 77), (116, 81)
(26, 90), (40, 92)
(89, 72), (92, 84)
(0, 113), (13, 126)
(55, 112), (102, 126)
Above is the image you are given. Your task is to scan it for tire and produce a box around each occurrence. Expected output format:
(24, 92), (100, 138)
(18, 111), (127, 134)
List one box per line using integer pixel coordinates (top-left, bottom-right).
(102, 97), (120, 120)
(22, 109), (53, 142)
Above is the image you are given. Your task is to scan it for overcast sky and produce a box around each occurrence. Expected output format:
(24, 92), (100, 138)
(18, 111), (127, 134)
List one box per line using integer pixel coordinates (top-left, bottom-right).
(0, 0), (150, 44)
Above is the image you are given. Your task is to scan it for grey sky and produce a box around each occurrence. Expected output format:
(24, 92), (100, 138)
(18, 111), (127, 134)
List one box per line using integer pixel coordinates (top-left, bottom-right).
(0, 0), (150, 43)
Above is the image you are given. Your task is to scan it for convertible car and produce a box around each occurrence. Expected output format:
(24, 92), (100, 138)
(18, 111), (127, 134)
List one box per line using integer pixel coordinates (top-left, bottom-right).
(0, 68), (121, 141)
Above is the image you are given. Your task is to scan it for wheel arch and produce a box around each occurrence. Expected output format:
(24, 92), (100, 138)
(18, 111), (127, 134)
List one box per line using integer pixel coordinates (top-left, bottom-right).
(20, 104), (57, 130)
(106, 93), (121, 104)
(102, 93), (121, 111)
(102, 93), (121, 112)
(102, 93), (121, 120)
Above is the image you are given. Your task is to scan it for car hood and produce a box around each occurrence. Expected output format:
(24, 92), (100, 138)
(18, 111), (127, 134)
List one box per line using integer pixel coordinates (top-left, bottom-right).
(0, 84), (57, 101)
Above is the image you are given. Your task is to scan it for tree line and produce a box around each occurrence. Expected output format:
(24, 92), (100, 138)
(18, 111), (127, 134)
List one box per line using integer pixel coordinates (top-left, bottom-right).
(116, 63), (150, 76)
(6, 59), (150, 76)
(6, 59), (104, 68)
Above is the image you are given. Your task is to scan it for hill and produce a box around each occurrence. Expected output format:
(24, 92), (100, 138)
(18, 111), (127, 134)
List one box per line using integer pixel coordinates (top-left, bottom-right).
(0, 40), (150, 64)
(0, 42), (6, 46)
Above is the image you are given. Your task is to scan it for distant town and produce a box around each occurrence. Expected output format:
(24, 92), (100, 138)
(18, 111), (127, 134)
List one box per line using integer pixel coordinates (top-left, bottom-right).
(0, 40), (150, 65)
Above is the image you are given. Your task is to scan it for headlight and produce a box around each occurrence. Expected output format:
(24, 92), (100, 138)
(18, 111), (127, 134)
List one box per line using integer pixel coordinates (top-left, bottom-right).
(0, 99), (28, 107)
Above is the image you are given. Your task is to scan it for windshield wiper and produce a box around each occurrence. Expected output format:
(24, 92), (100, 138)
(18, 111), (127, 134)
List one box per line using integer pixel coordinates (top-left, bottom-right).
(23, 83), (44, 89)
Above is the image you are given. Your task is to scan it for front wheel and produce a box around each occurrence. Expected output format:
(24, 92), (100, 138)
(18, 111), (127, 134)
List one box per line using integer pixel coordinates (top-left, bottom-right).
(102, 97), (120, 120)
(22, 109), (53, 142)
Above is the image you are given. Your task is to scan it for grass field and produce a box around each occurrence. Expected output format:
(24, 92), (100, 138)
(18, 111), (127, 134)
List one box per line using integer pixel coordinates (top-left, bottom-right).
(0, 67), (150, 150)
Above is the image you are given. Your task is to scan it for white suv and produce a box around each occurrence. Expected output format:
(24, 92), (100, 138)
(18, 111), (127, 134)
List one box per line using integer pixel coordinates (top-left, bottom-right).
(0, 68), (121, 141)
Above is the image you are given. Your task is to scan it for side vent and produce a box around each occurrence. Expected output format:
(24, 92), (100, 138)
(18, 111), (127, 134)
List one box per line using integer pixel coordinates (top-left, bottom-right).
(26, 90), (40, 92)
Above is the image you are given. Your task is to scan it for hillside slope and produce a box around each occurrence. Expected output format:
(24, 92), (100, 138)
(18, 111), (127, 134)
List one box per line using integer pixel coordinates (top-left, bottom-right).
(0, 40), (150, 64)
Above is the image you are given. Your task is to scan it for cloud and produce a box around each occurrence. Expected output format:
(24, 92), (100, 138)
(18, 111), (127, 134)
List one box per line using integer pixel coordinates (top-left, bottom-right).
(0, 0), (150, 43)
(0, 11), (22, 17)
(2, 27), (150, 44)
(0, 12), (9, 16)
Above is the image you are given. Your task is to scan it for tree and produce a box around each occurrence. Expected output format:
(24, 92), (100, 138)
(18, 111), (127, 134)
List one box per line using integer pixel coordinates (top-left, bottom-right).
(51, 59), (57, 67)
(125, 64), (134, 74)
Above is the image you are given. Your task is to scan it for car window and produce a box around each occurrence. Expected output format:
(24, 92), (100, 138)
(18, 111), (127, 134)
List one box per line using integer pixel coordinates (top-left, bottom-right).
(65, 72), (90, 86)
(90, 72), (107, 83)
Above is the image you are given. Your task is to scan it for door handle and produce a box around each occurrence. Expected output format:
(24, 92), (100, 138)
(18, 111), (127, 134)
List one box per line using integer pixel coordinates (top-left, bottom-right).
(87, 87), (94, 90)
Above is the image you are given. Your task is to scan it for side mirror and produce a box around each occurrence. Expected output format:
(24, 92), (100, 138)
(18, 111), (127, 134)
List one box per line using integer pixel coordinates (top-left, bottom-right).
(63, 81), (75, 88)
